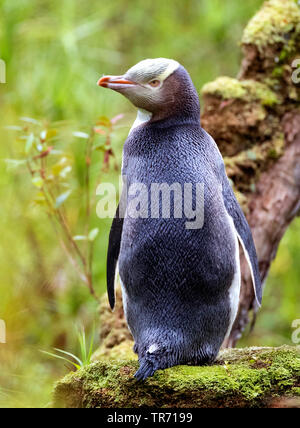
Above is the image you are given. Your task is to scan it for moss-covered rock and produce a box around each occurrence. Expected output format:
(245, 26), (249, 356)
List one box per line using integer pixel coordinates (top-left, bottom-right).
(202, 77), (280, 106)
(53, 346), (300, 408)
(239, 0), (300, 85)
(242, 0), (300, 50)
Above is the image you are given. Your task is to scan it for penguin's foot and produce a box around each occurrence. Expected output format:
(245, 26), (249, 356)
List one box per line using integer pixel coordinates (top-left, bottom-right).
(134, 360), (156, 381)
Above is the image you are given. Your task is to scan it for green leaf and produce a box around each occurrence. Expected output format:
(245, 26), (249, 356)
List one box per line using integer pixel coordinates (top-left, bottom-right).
(25, 133), (35, 154)
(54, 348), (83, 367)
(4, 125), (23, 131)
(32, 176), (44, 188)
(33, 192), (47, 206)
(40, 350), (80, 370)
(88, 228), (99, 241)
(40, 129), (57, 141)
(77, 328), (87, 364)
(52, 158), (71, 177)
(87, 323), (96, 362)
(73, 131), (89, 139)
(93, 144), (106, 152)
(73, 235), (87, 241)
(55, 190), (72, 208)
(50, 149), (63, 155)
(4, 159), (26, 170)
(59, 165), (72, 178)
(20, 117), (41, 125)
(97, 116), (111, 128)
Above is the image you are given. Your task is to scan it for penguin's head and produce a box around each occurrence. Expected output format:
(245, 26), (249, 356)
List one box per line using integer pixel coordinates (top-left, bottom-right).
(98, 58), (200, 122)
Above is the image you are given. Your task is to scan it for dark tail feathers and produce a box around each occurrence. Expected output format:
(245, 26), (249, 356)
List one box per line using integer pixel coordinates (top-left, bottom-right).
(134, 360), (156, 381)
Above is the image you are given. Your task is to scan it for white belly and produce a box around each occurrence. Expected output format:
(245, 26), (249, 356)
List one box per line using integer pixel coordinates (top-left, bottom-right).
(224, 214), (241, 339)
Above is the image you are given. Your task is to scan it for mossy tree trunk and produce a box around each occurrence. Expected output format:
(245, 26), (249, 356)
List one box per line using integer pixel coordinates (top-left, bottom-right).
(201, 0), (300, 346)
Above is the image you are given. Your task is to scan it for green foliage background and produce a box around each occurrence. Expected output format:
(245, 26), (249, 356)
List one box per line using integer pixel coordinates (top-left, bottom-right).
(0, 0), (299, 407)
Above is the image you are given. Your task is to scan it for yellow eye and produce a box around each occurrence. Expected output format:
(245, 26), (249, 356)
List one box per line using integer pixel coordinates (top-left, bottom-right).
(149, 79), (160, 87)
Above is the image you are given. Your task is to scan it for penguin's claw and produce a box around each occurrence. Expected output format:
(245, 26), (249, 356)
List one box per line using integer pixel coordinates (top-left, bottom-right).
(134, 361), (156, 381)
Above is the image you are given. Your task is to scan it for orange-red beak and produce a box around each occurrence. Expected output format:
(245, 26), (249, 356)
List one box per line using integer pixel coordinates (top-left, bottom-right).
(97, 75), (135, 88)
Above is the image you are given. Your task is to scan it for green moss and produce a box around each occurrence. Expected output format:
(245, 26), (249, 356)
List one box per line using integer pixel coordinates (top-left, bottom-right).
(242, 0), (300, 49)
(92, 340), (136, 362)
(202, 77), (280, 106)
(272, 66), (284, 78)
(224, 133), (284, 192)
(290, 387), (300, 396)
(53, 346), (300, 408)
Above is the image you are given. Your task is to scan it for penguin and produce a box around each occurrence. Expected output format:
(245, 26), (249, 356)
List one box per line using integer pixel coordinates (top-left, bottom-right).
(97, 58), (262, 381)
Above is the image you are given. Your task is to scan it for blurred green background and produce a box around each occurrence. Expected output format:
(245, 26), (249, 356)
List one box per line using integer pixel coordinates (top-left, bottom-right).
(0, 0), (299, 407)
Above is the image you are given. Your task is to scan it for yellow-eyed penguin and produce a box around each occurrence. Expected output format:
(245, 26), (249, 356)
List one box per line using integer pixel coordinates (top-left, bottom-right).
(98, 58), (262, 381)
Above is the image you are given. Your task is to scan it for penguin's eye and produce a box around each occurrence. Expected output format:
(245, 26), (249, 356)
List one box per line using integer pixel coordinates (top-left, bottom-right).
(149, 79), (160, 88)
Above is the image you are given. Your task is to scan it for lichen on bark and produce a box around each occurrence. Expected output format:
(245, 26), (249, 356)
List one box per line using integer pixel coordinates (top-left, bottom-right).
(53, 346), (300, 408)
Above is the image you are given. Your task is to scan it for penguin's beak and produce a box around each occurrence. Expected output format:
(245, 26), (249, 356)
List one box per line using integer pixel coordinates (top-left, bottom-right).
(97, 75), (136, 90)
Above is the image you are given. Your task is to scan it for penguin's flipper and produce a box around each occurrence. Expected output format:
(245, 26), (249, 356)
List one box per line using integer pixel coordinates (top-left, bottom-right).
(222, 175), (262, 306)
(106, 204), (124, 310)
